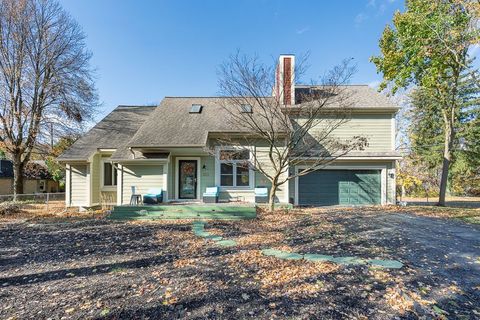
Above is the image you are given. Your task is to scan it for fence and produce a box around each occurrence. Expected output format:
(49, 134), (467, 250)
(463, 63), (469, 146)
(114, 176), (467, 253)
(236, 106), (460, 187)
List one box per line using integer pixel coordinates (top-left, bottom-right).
(0, 192), (66, 215)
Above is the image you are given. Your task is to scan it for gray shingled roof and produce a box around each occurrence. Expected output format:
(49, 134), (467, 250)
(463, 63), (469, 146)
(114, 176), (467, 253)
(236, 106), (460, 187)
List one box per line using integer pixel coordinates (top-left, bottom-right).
(59, 87), (398, 161)
(58, 106), (156, 161)
(126, 97), (285, 148)
(295, 85), (398, 109)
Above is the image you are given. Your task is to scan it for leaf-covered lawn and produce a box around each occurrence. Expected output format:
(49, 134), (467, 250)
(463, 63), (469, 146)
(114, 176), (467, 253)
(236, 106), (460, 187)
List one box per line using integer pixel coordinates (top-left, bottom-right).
(1, 207), (479, 319)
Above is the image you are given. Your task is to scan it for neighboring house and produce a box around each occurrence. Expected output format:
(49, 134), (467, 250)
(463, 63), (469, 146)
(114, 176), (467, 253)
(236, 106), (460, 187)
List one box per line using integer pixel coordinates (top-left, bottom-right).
(58, 54), (401, 208)
(0, 159), (60, 195)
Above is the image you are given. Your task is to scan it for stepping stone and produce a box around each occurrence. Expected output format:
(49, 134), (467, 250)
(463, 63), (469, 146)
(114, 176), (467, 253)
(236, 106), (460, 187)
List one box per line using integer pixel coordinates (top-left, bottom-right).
(193, 230), (210, 237)
(261, 249), (303, 260)
(368, 259), (403, 269)
(203, 235), (223, 241)
(303, 253), (335, 262)
(331, 256), (367, 265)
(215, 240), (237, 247)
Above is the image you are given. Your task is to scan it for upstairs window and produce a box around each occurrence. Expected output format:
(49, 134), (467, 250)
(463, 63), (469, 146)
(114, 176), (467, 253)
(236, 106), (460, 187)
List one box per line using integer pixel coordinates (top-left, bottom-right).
(190, 104), (203, 113)
(218, 149), (251, 188)
(103, 162), (117, 187)
(240, 104), (252, 113)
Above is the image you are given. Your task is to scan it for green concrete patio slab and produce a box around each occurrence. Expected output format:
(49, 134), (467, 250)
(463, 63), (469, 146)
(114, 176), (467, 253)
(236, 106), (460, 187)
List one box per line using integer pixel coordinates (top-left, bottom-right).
(109, 204), (256, 220)
(367, 259), (404, 269)
(261, 249), (303, 260)
(331, 257), (367, 265)
(303, 253), (335, 262)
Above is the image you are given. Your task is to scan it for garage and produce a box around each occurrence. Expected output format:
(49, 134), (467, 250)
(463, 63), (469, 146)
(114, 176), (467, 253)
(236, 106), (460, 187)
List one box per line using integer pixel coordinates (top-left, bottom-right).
(298, 169), (382, 206)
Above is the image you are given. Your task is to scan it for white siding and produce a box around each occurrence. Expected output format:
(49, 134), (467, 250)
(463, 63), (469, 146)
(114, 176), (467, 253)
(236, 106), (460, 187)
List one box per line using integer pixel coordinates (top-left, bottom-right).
(71, 164), (88, 206)
(122, 165), (164, 205)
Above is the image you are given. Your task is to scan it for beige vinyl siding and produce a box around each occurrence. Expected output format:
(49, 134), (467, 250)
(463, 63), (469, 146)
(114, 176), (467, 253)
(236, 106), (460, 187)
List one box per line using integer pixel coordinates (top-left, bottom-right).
(0, 178), (12, 195)
(295, 113), (394, 152)
(100, 191), (116, 206)
(122, 164), (164, 205)
(253, 145), (288, 203)
(199, 156), (215, 197)
(71, 164), (88, 206)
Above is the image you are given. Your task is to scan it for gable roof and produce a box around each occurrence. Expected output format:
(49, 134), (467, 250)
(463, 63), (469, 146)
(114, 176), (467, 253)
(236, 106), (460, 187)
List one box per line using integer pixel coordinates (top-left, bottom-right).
(58, 106), (156, 161)
(58, 87), (398, 161)
(126, 97), (283, 149)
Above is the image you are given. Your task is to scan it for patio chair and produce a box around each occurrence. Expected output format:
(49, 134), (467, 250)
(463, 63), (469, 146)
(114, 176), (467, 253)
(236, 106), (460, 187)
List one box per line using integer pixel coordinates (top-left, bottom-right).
(203, 186), (219, 203)
(130, 186), (142, 205)
(143, 188), (163, 204)
(255, 187), (269, 204)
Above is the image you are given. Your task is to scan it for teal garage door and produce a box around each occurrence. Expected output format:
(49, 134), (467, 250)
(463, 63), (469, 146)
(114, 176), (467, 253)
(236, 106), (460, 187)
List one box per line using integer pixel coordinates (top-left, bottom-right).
(298, 169), (381, 206)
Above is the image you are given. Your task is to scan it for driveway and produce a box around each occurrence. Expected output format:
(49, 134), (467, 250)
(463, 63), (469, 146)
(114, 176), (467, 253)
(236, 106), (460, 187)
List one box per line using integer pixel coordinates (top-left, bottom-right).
(0, 208), (479, 319)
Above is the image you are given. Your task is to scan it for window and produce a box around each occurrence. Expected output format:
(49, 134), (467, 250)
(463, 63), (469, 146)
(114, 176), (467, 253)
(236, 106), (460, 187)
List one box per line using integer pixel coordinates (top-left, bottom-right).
(103, 162), (117, 187)
(190, 104), (203, 113)
(240, 104), (252, 113)
(218, 148), (251, 188)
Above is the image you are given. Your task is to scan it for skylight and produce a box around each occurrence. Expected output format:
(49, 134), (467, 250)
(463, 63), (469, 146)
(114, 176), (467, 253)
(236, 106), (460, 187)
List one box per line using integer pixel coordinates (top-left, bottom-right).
(190, 104), (202, 113)
(240, 104), (252, 113)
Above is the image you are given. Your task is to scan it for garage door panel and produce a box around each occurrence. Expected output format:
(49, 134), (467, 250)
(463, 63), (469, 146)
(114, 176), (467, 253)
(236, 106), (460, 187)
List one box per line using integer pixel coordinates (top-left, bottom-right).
(298, 169), (381, 206)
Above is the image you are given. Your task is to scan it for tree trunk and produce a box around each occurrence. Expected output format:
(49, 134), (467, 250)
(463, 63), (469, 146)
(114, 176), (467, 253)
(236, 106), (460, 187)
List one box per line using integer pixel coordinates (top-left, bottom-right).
(12, 154), (24, 201)
(438, 112), (454, 207)
(268, 185), (277, 212)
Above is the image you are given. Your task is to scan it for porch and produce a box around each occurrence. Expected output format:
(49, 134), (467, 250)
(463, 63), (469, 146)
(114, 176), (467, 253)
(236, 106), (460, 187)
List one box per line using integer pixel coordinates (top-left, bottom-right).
(109, 202), (257, 220)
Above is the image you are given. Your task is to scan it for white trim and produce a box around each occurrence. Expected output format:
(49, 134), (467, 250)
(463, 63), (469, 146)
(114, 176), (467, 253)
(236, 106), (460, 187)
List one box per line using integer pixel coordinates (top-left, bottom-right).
(86, 163), (91, 206)
(214, 146), (254, 190)
(116, 159), (169, 164)
(65, 164), (71, 206)
(294, 164), (388, 206)
(283, 167), (290, 204)
(116, 164), (123, 206)
(391, 114), (396, 150)
(98, 148), (117, 152)
(175, 157), (201, 201)
(297, 156), (402, 161)
(381, 167), (387, 205)
(163, 162), (168, 201)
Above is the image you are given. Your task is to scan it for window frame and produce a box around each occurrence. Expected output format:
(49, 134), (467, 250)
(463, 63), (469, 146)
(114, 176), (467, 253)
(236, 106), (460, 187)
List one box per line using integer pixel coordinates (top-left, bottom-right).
(215, 147), (254, 190)
(101, 159), (118, 190)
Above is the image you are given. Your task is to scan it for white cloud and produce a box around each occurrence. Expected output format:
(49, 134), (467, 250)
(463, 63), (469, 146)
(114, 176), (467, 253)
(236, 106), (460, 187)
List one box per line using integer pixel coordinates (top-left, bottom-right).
(296, 26), (310, 35)
(354, 13), (368, 25)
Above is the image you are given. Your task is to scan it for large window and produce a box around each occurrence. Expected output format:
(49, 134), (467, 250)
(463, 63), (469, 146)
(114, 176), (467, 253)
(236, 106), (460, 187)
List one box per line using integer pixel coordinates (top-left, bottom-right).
(218, 149), (251, 188)
(103, 162), (117, 187)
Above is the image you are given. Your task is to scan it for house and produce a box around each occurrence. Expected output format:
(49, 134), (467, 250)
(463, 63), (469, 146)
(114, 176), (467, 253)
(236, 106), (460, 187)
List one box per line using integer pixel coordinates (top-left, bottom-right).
(58, 54), (400, 208)
(0, 159), (60, 195)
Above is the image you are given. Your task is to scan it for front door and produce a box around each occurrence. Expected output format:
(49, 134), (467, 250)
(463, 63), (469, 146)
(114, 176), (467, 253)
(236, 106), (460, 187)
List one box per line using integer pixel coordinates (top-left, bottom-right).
(178, 160), (197, 199)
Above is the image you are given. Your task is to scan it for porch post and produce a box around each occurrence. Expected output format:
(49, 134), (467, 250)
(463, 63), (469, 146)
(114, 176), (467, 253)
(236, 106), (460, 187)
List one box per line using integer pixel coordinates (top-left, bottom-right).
(117, 164), (123, 205)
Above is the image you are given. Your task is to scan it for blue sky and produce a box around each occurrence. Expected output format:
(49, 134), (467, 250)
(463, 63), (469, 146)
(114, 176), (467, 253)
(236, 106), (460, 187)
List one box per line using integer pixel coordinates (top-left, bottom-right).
(60, 0), (404, 121)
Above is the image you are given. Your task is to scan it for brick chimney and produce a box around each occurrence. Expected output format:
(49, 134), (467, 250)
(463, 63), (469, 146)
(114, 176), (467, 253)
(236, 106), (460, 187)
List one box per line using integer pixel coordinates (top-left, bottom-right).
(273, 54), (295, 105)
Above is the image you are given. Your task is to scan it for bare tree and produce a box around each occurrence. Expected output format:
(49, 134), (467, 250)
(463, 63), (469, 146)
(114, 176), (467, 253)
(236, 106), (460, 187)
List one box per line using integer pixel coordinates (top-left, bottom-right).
(0, 0), (97, 197)
(214, 53), (368, 211)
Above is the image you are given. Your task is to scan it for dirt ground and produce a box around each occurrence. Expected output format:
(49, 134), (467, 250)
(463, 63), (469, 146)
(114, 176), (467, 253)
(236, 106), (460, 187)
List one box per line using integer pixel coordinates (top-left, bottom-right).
(1, 207), (479, 319)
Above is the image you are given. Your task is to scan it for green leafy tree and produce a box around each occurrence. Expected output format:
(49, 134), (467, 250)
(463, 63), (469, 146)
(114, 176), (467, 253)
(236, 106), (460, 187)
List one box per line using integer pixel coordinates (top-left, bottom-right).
(408, 76), (480, 196)
(45, 136), (78, 183)
(371, 0), (479, 206)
